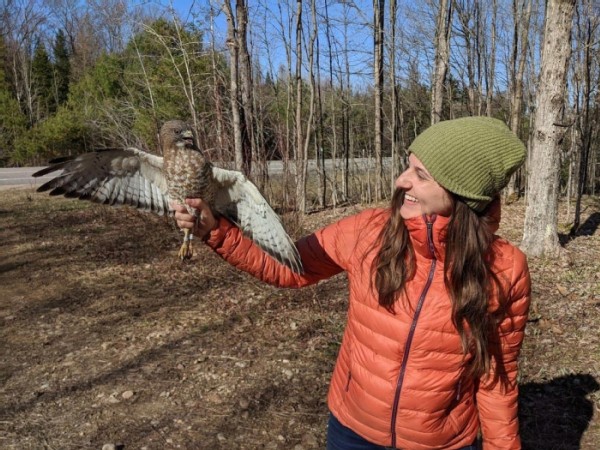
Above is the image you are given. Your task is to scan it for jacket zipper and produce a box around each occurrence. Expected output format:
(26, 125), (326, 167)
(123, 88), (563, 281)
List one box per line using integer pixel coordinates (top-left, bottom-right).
(390, 216), (437, 448)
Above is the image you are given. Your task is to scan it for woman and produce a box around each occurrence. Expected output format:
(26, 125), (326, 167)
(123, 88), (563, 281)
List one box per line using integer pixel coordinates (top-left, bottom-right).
(174, 117), (531, 449)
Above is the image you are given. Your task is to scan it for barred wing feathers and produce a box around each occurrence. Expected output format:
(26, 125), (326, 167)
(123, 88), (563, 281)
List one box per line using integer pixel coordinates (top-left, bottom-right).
(33, 149), (171, 215)
(211, 166), (303, 274)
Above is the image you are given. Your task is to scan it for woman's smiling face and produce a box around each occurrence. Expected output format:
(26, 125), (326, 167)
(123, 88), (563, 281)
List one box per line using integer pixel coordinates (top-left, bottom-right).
(395, 153), (453, 220)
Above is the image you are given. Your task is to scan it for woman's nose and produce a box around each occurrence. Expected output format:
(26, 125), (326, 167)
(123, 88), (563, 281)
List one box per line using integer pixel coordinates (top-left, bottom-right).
(395, 171), (410, 190)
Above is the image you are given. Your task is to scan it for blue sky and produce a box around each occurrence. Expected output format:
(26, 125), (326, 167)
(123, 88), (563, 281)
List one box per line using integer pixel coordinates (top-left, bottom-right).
(147, 0), (381, 86)
(144, 0), (521, 93)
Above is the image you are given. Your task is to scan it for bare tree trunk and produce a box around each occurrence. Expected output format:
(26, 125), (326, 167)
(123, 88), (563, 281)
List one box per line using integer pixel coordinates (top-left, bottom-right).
(302, 0), (317, 211)
(431, 0), (452, 124)
(236, 0), (254, 176)
(566, 121), (578, 220)
(343, 6), (351, 201)
(373, 0), (385, 201)
(521, 0), (576, 258)
(3, 0), (46, 126)
(510, 0), (532, 135)
(506, 0), (532, 199)
(389, 0), (401, 195)
(312, 0), (326, 208)
(572, 0), (597, 233)
(294, 0), (306, 213)
(254, 89), (268, 191)
(209, 2), (226, 162)
(590, 87), (600, 196)
(274, 1), (294, 208)
(485, 0), (497, 117)
(475, 1), (484, 116)
(223, 1), (245, 172)
(455, 0), (477, 116)
(324, 0), (338, 207)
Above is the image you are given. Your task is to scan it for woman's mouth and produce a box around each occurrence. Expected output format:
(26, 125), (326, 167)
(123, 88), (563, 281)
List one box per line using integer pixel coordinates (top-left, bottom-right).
(405, 194), (419, 203)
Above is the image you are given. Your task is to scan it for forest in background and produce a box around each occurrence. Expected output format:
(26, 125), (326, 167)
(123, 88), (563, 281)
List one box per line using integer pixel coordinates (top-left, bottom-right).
(1, 0), (598, 251)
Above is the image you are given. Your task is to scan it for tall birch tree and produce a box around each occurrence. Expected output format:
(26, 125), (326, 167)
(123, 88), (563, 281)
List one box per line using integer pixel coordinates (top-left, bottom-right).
(521, 0), (576, 257)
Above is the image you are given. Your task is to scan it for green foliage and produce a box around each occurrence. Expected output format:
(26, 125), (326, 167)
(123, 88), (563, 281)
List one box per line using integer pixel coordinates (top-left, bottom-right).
(0, 79), (27, 166)
(32, 39), (55, 118)
(53, 30), (71, 106)
(35, 18), (219, 155)
(70, 53), (125, 102)
(12, 107), (87, 165)
(120, 19), (213, 146)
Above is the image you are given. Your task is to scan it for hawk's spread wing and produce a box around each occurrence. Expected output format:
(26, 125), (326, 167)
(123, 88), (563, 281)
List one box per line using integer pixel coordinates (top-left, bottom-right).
(33, 148), (171, 215)
(211, 167), (303, 274)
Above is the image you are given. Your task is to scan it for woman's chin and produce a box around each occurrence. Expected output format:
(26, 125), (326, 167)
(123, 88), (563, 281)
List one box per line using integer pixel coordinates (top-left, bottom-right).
(399, 204), (421, 220)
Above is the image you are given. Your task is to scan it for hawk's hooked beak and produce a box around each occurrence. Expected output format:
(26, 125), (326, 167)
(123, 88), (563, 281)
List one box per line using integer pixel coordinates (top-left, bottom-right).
(181, 130), (195, 148)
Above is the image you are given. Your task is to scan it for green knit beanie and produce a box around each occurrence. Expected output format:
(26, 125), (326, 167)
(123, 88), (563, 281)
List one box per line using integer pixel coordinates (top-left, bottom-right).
(408, 117), (526, 212)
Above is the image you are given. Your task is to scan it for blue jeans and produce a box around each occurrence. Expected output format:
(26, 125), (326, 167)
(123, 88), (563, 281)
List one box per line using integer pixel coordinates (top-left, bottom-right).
(326, 413), (478, 450)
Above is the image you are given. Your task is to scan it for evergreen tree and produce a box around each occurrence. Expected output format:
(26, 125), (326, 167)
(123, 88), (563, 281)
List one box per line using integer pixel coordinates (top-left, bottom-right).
(0, 38), (27, 166)
(32, 39), (55, 119)
(53, 30), (71, 106)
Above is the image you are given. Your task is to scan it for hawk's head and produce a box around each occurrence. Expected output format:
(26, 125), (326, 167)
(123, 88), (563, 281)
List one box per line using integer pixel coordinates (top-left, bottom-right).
(160, 120), (198, 152)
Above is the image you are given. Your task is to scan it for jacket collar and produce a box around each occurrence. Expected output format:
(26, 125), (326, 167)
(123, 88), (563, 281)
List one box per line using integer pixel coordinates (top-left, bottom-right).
(404, 214), (450, 261)
(402, 199), (502, 261)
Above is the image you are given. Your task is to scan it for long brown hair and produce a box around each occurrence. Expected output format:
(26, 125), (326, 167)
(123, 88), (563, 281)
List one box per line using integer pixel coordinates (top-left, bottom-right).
(373, 191), (507, 380)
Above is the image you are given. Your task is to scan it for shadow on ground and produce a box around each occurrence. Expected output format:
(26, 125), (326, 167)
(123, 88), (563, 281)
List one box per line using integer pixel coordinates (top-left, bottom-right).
(520, 373), (599, 450)
(560, 212), (600, 245)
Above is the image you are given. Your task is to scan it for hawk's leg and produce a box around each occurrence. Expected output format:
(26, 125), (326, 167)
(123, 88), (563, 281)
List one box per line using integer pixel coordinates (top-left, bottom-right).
(178, 206), (199, 260)
(179, 228), (194, 260)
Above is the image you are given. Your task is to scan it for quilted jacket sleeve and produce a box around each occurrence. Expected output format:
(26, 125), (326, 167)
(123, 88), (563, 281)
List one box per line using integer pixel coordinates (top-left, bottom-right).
(476, 248), (531, 449)
(204, 209), (380, 288)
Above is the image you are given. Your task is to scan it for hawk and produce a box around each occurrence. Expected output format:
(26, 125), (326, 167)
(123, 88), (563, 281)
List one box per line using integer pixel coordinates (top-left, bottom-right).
(33, 120), (303, 273)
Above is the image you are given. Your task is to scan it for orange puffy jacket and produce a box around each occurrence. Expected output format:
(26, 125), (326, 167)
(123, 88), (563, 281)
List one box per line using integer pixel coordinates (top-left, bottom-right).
(205, 207), (531, 450)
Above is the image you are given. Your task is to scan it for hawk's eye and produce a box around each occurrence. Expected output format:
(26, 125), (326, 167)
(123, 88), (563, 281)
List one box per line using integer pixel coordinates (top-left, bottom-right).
(175, 128), (182, 134)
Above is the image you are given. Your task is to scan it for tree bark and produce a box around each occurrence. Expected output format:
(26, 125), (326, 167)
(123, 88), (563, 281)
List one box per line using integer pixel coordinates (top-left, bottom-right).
(373, 0), (385, 201)
(509, 0), (533, 135)
(303, 0), (317, 209)
(311, 0), (326, 208)
(455, 0), (477, 116)
(389, 0), (401, 195)
(485, 0), (497, 117)
(431, 0), (452, 124)
(521, 0), (576, 258)
(209, 2), (226, 162)
(274, 1), (294, 207)
(236, 0), (254, 176)
(324, 0), (338, 207)
(342, 4), (351, 201)
(506, 0), (532, 199)
(223, 1), (245, 172)
(295, 0), (306, 213)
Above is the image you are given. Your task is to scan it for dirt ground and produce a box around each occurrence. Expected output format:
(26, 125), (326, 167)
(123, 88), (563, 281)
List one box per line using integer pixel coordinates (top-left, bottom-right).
(1, 188), (599, 450)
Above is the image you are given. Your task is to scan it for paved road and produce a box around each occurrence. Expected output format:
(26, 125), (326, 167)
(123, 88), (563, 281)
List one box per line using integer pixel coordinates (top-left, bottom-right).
(0, 158), (393, 190)
(0, 167), (53, 190)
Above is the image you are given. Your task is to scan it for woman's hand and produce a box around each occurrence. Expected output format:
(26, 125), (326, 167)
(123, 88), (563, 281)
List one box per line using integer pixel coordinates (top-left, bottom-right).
(172, 198), (218, 241)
